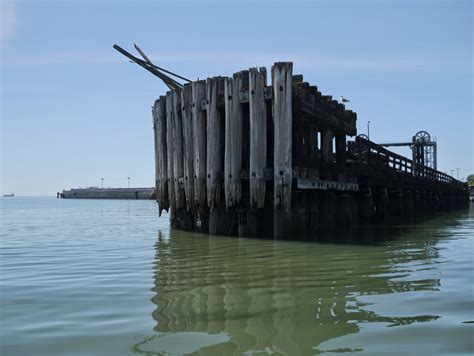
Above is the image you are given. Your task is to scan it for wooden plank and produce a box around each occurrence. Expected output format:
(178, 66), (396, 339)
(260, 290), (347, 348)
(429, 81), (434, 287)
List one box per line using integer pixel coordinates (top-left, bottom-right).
(172, 89), (185, 210)
(152, 102), (159, 201)
(224, 71), (247, 209)
(272, 62), (293, 214)
(192, 80), (207, 210)
(249, 67), (267, 208)
(206, 76), (225, 210)
(153, 97), (169, 215)
(181, 84), (195, 211)
(165, 92), (176, 212)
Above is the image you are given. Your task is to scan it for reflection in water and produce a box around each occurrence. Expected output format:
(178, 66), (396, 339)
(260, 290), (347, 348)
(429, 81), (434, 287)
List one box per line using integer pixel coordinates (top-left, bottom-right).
(137, 211), (468, 355)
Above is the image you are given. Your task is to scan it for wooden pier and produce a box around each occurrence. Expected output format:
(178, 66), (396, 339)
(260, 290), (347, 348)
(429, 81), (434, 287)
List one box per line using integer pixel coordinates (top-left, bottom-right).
(152, 62), (468, 238)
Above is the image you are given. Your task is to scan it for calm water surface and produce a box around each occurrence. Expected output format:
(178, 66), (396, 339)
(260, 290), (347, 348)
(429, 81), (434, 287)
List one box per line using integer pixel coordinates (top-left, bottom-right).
(1, 197), (473, 355)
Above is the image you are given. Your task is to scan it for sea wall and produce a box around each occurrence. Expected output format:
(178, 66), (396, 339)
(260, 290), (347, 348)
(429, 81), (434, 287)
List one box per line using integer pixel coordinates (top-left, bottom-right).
(60, 188), (156, 200)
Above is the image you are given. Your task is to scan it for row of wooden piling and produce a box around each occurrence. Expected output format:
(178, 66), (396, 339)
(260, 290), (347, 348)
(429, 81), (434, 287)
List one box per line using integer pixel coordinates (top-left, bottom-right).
(153, 63), (297, 237)
(153, 62), (469, 238)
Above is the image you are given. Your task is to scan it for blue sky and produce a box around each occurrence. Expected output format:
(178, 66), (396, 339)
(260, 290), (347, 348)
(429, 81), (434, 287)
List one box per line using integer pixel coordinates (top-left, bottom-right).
(1, 0), (472, 195)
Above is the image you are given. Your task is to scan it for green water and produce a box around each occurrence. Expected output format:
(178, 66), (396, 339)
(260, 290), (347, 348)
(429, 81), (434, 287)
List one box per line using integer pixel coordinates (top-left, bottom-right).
(1, 198), (473, 355)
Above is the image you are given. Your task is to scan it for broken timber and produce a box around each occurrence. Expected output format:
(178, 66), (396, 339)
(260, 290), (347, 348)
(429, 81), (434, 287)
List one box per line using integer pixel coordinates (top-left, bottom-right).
(151, 62), (469, 238)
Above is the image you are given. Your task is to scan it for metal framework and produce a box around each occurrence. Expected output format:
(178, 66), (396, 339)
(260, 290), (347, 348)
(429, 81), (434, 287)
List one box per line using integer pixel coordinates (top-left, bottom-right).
(377, 131), (437, 170)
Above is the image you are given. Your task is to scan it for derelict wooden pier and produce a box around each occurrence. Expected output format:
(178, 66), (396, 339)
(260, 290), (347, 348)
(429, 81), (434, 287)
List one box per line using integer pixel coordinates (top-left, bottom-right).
(152, 62), (468, 238)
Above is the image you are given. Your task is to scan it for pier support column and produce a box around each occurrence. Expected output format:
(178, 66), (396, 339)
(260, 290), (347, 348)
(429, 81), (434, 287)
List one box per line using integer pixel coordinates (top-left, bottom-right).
(308, 191), (319, 235)
(274, 209), (291, 239)
(388, 189), (404, 218)
(238, 210), (258, 237)
(170, 209), (196, 231)
(335, 132), (347, 180)
(209, 208), (234, 236)
(196, 209), (209, 233)
(425, 191), (433, 213)
(170, 210), (180, 229)
(291, 192), (308, 238)
(319, 191), (336, 226)
(336, 194), (353, 227)
(358, 188), (374, 223)
(413, 190), (422, 215)
(374, 188), (389, 219)
(320, 129), (333, 180)
(432, 192), (440, 212)
(403, 190), (414, 222)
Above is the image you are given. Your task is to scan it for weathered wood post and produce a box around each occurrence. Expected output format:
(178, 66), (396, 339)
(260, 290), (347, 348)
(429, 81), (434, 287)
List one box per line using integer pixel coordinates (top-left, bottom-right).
(413, 189), (422, 216)
(336, 194), (353, 227)
(235, 68), (268, 238)
(153, 97), (169, 216)
(388, 188), (404, 219)
(207, 77), (233, 235)
(403, 190), (415, 219)
(165, 92), (177, 227)
(224, 71), (247, 210)
(319, 192), (336, 226)
(192, 80), (209, 231)
(320, 129), (334, 180)
(272, 62), (293, 238)
(172, 89), (186, 211)
(206, 77), (224, 210)
(152, 103), (160, 202)
(374, 188), (389, 219)
(181, 84), (195, 212)
(358, 188), (373, 222)
(335, 132), (347, 180)
(249, 68), (267, 209)
(180, 84), (196, 230)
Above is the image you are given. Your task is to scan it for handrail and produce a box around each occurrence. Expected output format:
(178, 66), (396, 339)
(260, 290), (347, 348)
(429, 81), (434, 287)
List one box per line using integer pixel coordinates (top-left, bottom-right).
(354, 137), (464, 188)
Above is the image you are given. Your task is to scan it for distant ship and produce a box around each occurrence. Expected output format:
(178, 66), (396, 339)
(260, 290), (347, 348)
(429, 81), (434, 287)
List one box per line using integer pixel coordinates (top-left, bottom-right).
(3, 193), (15, 197)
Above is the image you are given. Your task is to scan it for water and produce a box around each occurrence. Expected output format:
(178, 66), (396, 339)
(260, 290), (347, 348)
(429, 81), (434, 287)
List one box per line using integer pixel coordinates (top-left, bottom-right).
(1, 197), (473, 355)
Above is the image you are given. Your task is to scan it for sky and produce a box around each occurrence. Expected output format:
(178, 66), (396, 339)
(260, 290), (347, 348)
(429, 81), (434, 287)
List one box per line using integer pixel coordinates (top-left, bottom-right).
(1, 0), (472, 196)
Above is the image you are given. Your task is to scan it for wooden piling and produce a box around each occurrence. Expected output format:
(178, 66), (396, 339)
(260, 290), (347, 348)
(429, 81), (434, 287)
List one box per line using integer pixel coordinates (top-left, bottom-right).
(181, 84), (195, 211)
(172, 89), (186, 210)
(192, 80), (207, 211)
(165, 92), (176, 212)
(153, 97), (169, 215)
(272, 62), (293, 238)
(249, 68), (267, 208)
(224, 71), (247, 209)
(321, 129), (333, 179)
(319, 191), (336, 226)
(335, 133), (347, 177)
(388, 189), (404, 218)
(374, 188), (389, 218)
(336, 194), (353, 227)
(206, 77), (225, 210)
(358, 188), (373, 222)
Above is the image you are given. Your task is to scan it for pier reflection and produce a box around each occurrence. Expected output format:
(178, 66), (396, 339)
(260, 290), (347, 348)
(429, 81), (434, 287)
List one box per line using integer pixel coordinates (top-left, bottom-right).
(139, 212), (466, 355)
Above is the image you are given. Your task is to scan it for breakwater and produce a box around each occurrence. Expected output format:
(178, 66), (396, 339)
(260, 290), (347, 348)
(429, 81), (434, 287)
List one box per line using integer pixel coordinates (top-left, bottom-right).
(59, 188), (156, 200)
